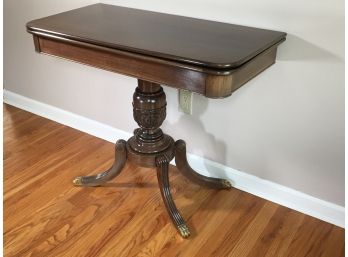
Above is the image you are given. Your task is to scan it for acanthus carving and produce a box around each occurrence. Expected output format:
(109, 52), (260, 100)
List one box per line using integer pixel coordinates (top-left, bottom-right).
(133, 106), (166, 129)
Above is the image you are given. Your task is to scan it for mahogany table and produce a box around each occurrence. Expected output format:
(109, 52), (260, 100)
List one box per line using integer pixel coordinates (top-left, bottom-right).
(27, 3), (286, 238)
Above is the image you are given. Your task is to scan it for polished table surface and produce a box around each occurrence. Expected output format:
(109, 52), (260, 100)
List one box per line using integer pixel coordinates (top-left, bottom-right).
(26, 4), (285, 69)
(27, 4), (286, 98)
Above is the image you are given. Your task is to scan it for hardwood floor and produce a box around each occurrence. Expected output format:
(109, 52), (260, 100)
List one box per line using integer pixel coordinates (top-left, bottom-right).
(4, 104), (345, 257)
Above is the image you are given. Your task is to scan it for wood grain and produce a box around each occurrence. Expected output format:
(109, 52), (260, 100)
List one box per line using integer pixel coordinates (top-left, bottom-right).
(27, 3), (285, 98)
(35, 36), (280, 98)
(37, 36), (207, 95)
(4, 104), (344, 257)
(26, 4), (286, 69)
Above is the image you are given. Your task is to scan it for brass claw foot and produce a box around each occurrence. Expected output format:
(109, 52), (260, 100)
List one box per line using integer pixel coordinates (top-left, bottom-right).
(222, 179), (232, 188)
(73, 177), (83, 186)
(178, 224), (191, 238)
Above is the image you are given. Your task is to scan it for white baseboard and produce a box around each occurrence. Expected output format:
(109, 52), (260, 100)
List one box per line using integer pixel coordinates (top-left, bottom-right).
(4, 89), (344, 228)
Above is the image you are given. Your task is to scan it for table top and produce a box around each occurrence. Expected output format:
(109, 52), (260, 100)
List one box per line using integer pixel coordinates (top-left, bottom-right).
(27, 4), (286, 70)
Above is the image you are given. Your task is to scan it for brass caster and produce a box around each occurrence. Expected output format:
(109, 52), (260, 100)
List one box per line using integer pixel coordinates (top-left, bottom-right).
(73, 177), (83, 186)
(222, 179), (232, 189)
(178, 224), (191, 238)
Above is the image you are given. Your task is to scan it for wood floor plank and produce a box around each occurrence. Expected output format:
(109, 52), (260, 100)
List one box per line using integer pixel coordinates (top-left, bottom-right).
(131, 186), (233, 257)
(192, 193), (266, 257)
(3, 104), (345, 257)
(285, 216), (340, 257)
(227, 202), (279, 257)
(319, 226), (345, 257)
(258, 208), (306, 257)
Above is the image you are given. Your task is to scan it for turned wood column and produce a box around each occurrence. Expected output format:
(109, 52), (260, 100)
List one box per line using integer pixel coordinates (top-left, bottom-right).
(126, 80), (175, 167)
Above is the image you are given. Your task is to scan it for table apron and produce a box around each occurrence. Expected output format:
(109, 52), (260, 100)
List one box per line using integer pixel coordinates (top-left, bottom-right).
(31, 34), (279, 98)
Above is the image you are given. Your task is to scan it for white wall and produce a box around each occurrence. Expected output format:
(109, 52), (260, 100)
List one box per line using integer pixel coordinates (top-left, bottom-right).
(4, 0), (344, 206)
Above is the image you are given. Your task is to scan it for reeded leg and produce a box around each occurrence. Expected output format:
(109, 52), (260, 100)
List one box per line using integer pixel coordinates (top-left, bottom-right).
(73, 139), (127, 186)
(156, 155), (190, 238)
(175, 140), (232, 189)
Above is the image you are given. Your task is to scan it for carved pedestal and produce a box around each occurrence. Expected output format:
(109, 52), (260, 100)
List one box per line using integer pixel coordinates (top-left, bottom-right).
(73, 79), (231, 238)
(127, 80), (175, 167)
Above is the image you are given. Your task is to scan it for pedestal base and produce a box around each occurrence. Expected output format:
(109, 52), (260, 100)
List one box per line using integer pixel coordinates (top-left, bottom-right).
(73, 79), (232, 238)
(127, 129), (175, 167)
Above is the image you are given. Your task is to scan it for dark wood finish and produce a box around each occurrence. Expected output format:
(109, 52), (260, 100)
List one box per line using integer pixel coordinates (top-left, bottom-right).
(37, 36), (207, 96)
(175, 140), (232, 189)
(27, 4), (286, 98)
(131, 81), (167, 146)
(26, 4), (286, 69)
(205, 45), (278, 97)
(73, 139), (127, 186)
(26, 5), (287, 238)
(127, 80), (175, 167)
(70, 80), (232, 237)
(126, 135), (175, 168)
(35, 36), (281, 98)
(32, 34), (41, 52)
(156, 155), (190, 238)
(4, 105), (345, 257)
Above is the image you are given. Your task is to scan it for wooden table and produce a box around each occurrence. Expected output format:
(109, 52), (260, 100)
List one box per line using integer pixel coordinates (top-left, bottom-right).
(27, 3), (286, 238)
